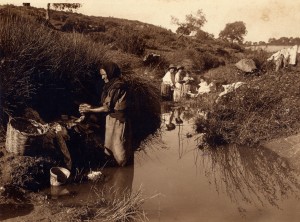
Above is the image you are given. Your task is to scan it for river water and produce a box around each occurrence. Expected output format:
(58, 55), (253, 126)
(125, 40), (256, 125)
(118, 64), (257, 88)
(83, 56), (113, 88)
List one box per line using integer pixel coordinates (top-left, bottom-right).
(3, 102), (300, 221)
(133, 103), (300, 222)
(48, 102), (300, 221)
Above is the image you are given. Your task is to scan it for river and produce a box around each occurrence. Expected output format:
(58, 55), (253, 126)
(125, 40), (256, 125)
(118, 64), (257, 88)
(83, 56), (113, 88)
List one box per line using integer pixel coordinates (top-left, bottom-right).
(3, 102), (300, 221)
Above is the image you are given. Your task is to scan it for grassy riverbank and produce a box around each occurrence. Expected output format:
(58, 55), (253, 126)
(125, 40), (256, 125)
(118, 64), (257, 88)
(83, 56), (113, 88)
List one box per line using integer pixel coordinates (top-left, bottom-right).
(195, 63), (300, 147)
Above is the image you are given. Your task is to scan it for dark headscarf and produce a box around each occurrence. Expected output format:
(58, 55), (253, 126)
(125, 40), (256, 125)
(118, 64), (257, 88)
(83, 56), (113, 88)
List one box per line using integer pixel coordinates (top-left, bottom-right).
(100, 62), (121, 81)
(100, 62), (125, 104)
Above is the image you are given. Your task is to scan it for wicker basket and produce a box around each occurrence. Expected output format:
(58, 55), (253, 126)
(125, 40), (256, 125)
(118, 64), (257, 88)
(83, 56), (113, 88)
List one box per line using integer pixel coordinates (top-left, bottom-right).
(5, 117), (49, 155)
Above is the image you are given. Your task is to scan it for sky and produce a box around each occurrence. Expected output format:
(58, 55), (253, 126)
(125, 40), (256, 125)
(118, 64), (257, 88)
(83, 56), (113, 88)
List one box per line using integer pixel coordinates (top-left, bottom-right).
(1, 0), (300, 42)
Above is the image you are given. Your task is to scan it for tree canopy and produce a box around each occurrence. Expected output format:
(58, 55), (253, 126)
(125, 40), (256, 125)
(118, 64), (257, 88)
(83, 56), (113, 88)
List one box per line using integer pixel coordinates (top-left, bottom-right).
(171, 9), (207, 36)
(52, 3), (82, 12)
(219, 21), (247, 44)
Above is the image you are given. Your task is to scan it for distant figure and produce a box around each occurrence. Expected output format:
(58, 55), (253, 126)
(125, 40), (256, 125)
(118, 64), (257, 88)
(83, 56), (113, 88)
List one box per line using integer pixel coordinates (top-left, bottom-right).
(197, 78), (210, 95)
(173, 65), (184, 102)
(161, 64), (176, 100)
(181, 71), (194, 97)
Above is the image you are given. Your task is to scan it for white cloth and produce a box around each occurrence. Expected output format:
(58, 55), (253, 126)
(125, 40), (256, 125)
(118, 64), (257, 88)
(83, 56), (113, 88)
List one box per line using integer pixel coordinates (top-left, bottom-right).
(218, 82), (245, 98)
(197, 81), (210, 94)
(288, 45), (298, 65)
(267, 45), (298, 65)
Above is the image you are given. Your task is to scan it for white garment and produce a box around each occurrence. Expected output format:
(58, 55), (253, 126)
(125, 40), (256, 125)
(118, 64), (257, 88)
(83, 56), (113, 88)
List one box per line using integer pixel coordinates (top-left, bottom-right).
(162, 71), (175, 86)
(175, 72), (181, 84)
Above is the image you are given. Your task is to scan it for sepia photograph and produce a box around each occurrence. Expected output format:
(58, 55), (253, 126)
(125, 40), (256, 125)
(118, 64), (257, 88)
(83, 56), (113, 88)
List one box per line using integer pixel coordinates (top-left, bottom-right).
(0, 0), (300, 221)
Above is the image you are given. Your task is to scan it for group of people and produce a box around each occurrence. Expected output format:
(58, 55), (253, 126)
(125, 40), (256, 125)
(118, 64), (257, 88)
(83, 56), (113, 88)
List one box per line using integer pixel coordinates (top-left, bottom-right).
(161, 64), (194, 102)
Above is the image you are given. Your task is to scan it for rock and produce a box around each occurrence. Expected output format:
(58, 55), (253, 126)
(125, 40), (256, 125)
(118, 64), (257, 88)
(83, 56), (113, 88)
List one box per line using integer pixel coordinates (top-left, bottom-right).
(235, 59), (256, 72)
(143, 53), (160, 65)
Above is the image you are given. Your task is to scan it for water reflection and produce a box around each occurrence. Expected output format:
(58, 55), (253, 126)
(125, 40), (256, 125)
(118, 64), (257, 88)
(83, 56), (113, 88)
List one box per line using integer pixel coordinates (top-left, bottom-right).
(199, 144), (300, 210)
(48, 165), (134, 207)
(161, 103), (198, 159)
(0, 203), (34, 221)
(152, 102), (300, 214)
(0, 185), (34, 220)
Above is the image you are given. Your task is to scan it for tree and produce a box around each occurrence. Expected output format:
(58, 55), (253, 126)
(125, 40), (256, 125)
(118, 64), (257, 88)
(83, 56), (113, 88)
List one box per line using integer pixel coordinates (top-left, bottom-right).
(219, 21), (247, 44)
(171, 9), (207, 36)
(195, 29), (214, 41)
(52, 3), (82, 12)
(268, 38), (276, 44)
(258, 41), (266, 45)
(278, 37), (289, 45)
(293, 37), (300, 44)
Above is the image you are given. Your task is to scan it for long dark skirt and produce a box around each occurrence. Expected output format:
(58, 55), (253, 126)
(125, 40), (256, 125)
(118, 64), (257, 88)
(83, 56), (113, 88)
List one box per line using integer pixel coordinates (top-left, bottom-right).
(161, 83), (172, 100)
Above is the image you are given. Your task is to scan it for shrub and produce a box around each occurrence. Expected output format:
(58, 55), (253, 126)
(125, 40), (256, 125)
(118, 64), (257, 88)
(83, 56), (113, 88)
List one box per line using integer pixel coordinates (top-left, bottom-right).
(203, 65), (245, 83)
(245, 49), (273, 73)
(88, 32), (115, 45)
(61, 16), (106, 33)
(164, 48), (225, 73)
(115, 32), (146, 56)
(122, 75), (161, 149)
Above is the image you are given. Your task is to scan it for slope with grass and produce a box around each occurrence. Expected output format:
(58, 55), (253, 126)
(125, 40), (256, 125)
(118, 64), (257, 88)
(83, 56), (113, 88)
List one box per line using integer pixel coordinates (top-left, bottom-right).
(1, 4), (298, 149)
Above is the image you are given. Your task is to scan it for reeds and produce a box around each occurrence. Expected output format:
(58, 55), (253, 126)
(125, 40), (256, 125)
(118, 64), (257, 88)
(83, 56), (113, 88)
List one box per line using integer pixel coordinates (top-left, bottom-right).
(0, 11), (107, 121)
(69, 187), (148, 222)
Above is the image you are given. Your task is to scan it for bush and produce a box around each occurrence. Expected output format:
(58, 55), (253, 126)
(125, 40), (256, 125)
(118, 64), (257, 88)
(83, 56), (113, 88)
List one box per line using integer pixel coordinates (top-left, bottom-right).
(61, 16), (106, 33)
(115, 32), (146, 56)
(203, 65), (245, 83)
(245, 49), (273, 73)
(163, 48), (225, 73)
(123, 76), (161, 149)
(88, 32), (115, 45)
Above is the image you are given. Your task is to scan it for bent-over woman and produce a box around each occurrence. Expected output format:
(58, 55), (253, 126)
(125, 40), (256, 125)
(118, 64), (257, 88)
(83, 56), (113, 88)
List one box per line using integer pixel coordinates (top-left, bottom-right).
(79, 62), (132, 167)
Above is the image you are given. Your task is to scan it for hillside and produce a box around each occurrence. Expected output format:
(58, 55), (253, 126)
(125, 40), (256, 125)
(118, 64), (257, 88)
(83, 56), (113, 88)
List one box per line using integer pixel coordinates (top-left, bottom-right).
(3, 4), (299, 148)
(0, 4), (244, 77)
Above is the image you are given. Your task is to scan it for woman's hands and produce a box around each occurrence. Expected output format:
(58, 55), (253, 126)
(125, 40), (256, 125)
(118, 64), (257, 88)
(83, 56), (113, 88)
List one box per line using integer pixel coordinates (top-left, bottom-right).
(79, 103), (91, 114)
(79, 103), (109, 114)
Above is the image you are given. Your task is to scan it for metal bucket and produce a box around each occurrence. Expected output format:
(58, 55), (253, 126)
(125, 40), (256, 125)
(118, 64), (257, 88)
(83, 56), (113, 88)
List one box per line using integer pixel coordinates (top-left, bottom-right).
(50, 167), (70, 186)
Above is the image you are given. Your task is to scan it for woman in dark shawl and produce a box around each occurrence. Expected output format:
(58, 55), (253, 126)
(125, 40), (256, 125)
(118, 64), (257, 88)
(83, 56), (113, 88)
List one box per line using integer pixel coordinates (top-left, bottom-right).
(79, 62), (132, 166)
